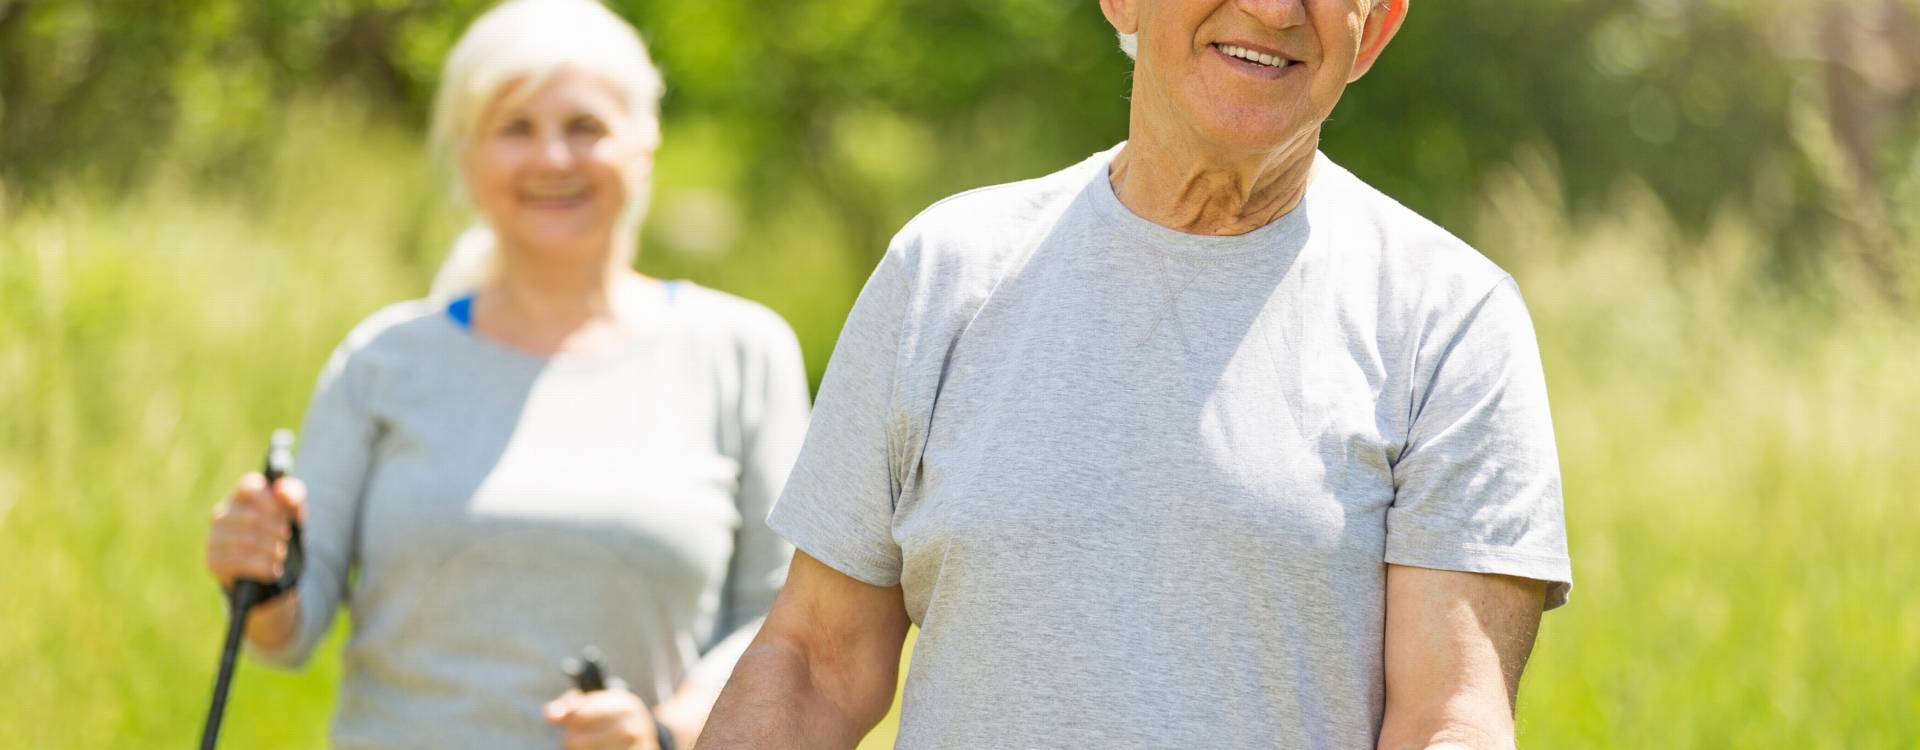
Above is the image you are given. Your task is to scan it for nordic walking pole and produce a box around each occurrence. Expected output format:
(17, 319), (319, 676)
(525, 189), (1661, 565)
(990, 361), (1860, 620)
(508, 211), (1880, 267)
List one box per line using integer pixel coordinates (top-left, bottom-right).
(199, 429), (303, 750)
(561, 648), (678, 750)
(563, 647), (610, 692)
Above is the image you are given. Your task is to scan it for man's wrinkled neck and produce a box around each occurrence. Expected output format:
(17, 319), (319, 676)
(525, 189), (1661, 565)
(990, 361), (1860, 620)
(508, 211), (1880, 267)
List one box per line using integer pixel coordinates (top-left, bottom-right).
(1109, 107), (1320, 238)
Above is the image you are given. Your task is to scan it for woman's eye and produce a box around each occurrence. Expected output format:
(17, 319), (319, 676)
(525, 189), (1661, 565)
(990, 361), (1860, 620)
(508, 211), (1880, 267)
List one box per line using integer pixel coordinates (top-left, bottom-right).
(500, 120), (533, 137)
(568, 119), (606, 137)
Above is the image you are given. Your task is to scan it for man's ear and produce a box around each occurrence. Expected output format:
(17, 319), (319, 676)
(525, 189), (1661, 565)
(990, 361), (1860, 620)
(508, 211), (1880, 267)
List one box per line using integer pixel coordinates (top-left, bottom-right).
(1100, 0), (1140, 36)
(1350, 0), (1409, 82)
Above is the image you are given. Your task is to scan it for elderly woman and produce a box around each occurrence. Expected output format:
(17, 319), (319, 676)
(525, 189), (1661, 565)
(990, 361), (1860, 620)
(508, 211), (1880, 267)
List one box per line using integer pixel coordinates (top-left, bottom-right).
(703, 0), (1571, 748)
(202, 1), (809, 748)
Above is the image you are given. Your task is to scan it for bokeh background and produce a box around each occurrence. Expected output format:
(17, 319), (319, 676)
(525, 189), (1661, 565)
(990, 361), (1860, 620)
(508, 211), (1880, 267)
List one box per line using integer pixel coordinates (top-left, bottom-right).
(2, 0), (1916, 746)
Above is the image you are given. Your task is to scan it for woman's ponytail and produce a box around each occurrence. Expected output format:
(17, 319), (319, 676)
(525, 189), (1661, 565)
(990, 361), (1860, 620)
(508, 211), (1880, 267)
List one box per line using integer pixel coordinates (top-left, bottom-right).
(427, 223), (499, 302)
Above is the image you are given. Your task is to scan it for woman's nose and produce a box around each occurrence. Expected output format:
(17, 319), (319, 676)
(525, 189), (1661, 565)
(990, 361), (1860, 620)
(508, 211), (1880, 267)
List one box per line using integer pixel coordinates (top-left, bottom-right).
(536, 132), (576, 169)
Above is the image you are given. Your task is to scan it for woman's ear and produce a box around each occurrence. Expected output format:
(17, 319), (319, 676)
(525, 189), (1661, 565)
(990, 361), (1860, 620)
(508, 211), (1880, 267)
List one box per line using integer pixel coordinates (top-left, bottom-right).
(1350, 0), (1409, 82)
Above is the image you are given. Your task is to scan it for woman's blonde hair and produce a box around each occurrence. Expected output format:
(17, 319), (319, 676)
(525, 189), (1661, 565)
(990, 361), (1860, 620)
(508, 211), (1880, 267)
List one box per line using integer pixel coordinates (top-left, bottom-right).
(427, 0), (666, 301)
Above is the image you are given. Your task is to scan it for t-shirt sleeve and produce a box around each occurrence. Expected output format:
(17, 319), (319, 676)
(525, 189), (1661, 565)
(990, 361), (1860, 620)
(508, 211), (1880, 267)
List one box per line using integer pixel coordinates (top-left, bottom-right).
(1386, 277), (1573, 609)
(763, 249), (912, 587)
(246, 338), (375, 667)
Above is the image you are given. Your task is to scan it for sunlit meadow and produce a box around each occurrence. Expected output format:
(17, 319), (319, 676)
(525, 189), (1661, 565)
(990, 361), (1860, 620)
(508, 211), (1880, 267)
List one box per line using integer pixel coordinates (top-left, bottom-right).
(1, 107), (1913, 748)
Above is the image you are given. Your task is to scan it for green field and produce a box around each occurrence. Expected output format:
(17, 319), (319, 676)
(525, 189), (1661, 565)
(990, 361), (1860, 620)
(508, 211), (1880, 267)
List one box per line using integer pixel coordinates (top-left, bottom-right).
(2, 110), (1915, 748)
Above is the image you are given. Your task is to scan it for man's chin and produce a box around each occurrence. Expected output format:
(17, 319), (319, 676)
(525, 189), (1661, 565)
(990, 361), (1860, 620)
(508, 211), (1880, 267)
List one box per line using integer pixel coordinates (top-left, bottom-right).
(1185, 113), (1318, 156)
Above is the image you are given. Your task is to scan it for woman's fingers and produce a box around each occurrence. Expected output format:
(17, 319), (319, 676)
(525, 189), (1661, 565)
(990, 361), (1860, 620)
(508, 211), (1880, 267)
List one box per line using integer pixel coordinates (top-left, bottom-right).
(547, 689), (653, 750)
(562, 723), (643, 750)
(206, 472), (298, 589)
(544, 690), (585, 723)
(222, 475), (288, 529)
(232, 472), (268, 505)
(206, 527), (287, 584)
(566, 689), (645, 721)
(273, 476), (308, 525)
(213, 500), (287, 541)
(207, 549), (275, 587)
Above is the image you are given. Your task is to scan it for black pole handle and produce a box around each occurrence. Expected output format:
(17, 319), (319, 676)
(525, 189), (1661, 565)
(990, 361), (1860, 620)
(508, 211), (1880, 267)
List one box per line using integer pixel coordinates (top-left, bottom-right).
(199, 430), (300, 750)
(246, 430), (303, 603)
(560, 649), (675, 750)
(562, 647), (608, 692)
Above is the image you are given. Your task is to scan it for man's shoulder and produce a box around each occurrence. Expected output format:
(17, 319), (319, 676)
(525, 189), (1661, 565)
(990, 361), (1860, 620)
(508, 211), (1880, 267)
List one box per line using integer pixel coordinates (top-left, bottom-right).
(1313, 156), (1510, 297)
(887, 147), (1113, 272)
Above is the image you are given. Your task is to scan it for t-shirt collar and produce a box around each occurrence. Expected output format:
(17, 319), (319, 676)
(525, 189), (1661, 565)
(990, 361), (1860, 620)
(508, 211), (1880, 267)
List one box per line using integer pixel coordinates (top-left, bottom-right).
(1085, 141), (1320, 258)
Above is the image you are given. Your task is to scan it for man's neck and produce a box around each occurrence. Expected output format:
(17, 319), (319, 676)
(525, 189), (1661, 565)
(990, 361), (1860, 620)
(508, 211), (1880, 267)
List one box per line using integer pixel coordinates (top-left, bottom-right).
(1109, 116), (1320, 237)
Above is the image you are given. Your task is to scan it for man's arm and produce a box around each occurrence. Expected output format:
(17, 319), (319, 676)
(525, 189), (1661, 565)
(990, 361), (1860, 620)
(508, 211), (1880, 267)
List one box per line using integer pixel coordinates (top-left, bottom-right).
(1378, 565), (1548, 750)
(697, 550), (912, 749)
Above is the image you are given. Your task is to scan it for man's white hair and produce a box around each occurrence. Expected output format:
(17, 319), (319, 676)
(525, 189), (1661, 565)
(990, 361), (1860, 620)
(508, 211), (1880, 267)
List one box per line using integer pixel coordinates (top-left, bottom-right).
(1115, 0), (1391, 60)
(428, 0), (666, 301)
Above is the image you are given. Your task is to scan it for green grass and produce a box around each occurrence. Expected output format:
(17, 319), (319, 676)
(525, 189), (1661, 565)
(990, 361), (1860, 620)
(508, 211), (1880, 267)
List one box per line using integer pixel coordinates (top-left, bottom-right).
(2, 112), (1914, 747)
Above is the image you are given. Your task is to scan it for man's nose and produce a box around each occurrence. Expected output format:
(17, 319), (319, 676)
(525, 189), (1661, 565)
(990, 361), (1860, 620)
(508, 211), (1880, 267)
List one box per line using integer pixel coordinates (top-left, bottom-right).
(1235, 0), (1308, 29)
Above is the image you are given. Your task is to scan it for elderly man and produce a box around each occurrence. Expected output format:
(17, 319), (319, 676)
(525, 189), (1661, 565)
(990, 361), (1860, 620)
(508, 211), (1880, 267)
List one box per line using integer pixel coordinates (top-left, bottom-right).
(701, 0), (1571, 747)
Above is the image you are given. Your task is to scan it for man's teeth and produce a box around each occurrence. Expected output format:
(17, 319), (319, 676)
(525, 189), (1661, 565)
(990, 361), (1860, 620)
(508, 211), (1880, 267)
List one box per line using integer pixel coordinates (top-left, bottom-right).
(1218, 44), (1291, 68)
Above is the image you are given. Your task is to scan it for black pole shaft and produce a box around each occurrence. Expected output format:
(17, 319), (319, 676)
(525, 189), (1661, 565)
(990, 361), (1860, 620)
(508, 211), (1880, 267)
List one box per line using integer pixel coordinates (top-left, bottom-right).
(200, 582), (260, 750)
(199, 431), (289, 749)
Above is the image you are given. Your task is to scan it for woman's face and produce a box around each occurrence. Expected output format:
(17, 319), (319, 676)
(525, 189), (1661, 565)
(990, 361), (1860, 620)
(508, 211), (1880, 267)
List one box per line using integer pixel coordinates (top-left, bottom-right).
(461, 69), (651, 263)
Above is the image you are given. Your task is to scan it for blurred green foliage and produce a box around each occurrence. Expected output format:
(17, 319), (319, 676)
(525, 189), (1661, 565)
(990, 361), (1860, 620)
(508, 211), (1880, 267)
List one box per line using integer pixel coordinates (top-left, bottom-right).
(2, 0), (1918, 747)
(2, 0), (1915, 281)
(2, 105), (1915, 747)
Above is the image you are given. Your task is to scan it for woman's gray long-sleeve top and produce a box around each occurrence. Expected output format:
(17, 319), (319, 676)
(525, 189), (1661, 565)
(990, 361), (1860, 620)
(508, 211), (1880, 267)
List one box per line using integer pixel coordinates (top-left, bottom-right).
(250, 283), (809, 749)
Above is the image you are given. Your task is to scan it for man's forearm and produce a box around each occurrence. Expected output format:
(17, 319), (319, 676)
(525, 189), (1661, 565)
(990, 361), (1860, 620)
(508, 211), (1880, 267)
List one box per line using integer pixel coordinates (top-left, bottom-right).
(696, 639), (874, 749)
(1377, 712), (1513, 750)
(1378, 566), (1543, 750)
(1377, 670), (1516, 750)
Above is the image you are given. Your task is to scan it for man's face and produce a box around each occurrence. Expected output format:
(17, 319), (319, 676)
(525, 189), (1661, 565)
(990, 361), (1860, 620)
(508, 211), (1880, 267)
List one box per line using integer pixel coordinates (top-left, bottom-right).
(1114, 0), (1396, 153)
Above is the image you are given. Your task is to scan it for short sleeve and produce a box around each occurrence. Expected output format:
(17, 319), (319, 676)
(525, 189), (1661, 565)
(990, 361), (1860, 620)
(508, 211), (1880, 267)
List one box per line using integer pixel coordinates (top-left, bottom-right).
(763, 249), (912, 587)
(1387, 277), (1573, 609)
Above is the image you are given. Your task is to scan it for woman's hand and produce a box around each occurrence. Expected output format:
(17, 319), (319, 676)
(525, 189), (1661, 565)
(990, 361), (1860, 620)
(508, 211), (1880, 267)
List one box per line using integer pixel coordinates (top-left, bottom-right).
(205, 472), (306, 645)
(207, 472), (306, 588)
(545, 689), (662, 750)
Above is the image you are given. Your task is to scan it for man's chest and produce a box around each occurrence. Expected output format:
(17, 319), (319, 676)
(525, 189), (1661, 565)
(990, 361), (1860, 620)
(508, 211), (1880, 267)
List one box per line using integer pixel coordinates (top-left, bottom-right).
(894, 271), (1403, 603)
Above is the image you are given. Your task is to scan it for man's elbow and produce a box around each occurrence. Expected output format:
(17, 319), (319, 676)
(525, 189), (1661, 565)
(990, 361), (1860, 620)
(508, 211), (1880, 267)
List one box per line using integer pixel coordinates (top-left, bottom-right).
(714, 629), (896, 747)
(764, 627), (898, 732)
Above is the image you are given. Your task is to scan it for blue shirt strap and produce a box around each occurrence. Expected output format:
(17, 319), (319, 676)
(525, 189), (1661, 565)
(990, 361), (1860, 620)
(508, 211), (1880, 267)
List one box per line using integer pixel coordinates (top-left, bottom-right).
(446, 294), (475, 329)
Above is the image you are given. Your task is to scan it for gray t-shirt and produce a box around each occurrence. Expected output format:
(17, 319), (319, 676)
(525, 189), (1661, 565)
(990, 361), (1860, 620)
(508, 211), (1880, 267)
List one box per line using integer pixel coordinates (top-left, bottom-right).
(251, 282), (810, 749)
(767, 145), (1571, 749)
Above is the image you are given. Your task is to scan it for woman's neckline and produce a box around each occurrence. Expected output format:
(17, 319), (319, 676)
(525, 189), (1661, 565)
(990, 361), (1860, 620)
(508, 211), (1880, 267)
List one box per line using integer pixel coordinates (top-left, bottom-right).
(440, 279), (685, 369)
